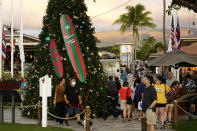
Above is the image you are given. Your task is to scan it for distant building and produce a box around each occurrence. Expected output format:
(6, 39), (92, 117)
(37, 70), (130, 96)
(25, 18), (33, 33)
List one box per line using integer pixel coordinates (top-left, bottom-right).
(3, 25), (39, 72)
(118, 43), (134, 69)
(98, 51), (120, 76)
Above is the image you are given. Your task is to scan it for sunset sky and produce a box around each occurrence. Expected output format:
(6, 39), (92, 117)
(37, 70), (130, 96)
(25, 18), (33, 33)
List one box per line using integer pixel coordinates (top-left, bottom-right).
(1, 0), (196, 36)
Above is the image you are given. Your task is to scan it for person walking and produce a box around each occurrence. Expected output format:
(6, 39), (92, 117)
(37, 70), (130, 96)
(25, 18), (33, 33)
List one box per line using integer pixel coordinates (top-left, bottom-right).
(20, 77), (29, 109)
(64, 78), (83, 127)
(53, 78), (66, 125)
(142, 76), (157, 131)
(166, 72), (176, 87)
(121, 70), (127, 82)
(119, 81), (132, 122)
(154, 76), (170, 129)
(133, 76), (144, 120)
(166, 81), (179, 124)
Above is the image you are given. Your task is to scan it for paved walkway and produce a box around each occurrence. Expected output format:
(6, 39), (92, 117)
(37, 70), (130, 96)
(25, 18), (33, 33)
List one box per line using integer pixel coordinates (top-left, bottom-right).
(3, 108), (175, 131)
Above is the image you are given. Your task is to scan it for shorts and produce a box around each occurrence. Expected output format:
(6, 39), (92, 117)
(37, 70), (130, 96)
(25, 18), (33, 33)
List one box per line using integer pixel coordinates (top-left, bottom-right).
(120, 100), (131, 110)
(145, 109), (156, 125)
(166, 104), (173, 107)
(156, 104), (166, 107)
(67, 107), (81, 115)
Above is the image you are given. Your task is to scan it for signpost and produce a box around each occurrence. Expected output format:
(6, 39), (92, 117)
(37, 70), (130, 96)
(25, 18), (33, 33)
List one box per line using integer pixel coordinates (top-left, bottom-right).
(39, 75), (51, 127)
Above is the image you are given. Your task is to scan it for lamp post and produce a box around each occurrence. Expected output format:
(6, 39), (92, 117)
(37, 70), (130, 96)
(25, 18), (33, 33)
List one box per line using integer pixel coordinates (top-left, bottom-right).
(126, 46), (128, 68)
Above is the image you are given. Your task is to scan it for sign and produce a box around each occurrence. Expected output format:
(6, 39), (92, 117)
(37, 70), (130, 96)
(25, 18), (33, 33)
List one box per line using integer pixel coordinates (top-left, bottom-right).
(60, 14), (86, 82)
(39, 75), (52, 97)
(49, 39), (64, 78)
(121, 45), (131, 53)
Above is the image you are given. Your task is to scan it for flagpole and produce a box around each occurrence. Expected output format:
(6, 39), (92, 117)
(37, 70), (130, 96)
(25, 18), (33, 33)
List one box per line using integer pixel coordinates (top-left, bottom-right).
(11, 0), (14, 77)
(0, 0), (2, 79)
(20, 0), (24, 78)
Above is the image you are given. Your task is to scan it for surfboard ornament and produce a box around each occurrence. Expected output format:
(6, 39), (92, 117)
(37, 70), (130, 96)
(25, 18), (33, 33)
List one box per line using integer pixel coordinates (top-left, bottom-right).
(60, 14), (86, 82)
(49, 39), (64, 78)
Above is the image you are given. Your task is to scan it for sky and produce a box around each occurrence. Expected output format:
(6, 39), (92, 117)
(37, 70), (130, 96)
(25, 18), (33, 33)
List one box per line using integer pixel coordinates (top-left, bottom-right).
(1, 0), (196, 36)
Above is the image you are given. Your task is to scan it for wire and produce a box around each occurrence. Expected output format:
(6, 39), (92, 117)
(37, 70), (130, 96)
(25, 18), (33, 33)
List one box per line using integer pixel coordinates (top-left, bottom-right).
(91, 0), (132, 18)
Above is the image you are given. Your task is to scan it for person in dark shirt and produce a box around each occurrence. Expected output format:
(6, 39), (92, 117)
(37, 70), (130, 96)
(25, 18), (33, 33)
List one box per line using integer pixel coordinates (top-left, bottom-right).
(142, 76), (157, 131)
(106, 76), (116, 89)
(64, 78), (83, 127)
(133, 76), (145, 120)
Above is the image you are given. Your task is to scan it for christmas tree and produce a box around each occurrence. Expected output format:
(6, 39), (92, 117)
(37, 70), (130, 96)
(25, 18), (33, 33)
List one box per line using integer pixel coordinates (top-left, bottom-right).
(22, 0), (107, 118)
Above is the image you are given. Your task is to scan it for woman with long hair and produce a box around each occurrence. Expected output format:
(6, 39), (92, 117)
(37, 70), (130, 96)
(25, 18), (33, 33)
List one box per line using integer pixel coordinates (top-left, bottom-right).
(133, 75), (144, 120)
(154, 76), (170, 129)
(164, 81), (179, 124)
(53, 78), (66, 125)
(119, 81), (132, 122)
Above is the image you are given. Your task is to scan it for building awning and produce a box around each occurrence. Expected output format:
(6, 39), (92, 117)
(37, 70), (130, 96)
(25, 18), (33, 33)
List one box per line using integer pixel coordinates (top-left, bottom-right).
(146, 49), (197, 67)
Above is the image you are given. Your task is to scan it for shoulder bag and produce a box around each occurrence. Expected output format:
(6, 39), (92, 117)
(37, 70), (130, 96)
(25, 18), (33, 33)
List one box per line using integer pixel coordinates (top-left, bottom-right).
(126, 88), (132, 104)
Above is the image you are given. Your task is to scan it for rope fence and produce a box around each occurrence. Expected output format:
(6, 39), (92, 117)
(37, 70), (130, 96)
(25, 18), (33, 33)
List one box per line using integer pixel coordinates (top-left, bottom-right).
(175, 103), (197, 118)
(3, 104), (38, 108)
(48, 110), (85, 120)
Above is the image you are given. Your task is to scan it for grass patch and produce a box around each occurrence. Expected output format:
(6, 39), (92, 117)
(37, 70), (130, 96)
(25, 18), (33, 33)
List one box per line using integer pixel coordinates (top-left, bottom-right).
(172, 120), (197, 131)
(0, 123), (74, 131)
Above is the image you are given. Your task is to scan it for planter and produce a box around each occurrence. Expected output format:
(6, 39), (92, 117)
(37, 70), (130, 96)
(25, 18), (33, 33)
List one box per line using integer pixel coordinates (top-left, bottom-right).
(0, 80), (21, 90)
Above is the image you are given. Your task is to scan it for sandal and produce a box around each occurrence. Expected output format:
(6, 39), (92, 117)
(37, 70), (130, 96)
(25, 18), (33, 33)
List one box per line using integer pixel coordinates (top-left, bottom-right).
(160, 125), (165, 129)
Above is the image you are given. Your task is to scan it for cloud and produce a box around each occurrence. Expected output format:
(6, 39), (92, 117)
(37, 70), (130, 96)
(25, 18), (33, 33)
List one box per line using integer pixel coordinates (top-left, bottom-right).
(1, 0), (195, 36)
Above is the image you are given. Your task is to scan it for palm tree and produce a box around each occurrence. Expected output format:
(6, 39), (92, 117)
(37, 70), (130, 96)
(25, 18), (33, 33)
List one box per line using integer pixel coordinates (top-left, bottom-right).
(113, 4), (156, 66)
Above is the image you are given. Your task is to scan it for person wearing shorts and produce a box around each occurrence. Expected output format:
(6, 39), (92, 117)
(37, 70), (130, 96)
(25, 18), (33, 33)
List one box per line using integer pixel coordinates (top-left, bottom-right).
(119, 81), (132, 122)
(64, 78), (83, 127)
(154, 76), (170, 129)
(142, 76), (157, 131)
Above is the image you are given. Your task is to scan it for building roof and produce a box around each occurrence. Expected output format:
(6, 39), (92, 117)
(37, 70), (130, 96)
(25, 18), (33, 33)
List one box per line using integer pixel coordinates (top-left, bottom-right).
(151, 44), (197, 57)
(3, 25), (40, 42)
(117, 42), (134, 45)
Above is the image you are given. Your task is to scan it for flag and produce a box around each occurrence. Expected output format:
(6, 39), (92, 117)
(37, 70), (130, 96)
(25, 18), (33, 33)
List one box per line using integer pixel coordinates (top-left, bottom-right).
(175, 15), (181, 49)
(19, 38), (25, 62)
(10, 37), (15, 53)
(168, 15), (175, 52)
(2, 29), (7, 60)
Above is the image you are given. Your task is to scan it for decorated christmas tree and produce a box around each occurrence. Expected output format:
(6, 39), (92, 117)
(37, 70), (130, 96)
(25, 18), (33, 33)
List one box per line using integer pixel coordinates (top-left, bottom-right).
(22, 0), (107, 118)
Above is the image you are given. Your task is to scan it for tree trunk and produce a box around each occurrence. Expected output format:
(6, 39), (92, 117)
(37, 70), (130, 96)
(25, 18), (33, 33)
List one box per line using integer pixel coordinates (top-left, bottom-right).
(163, 0), (167, 54)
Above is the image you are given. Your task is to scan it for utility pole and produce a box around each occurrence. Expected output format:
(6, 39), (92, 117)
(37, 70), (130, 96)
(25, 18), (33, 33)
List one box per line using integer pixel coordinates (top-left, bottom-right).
(163, 0), (167, 54)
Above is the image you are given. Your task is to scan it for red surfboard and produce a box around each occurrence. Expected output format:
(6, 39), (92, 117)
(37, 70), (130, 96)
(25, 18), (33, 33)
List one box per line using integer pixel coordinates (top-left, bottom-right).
(60, 14), (86, 82)
(49, 39), (64, 78)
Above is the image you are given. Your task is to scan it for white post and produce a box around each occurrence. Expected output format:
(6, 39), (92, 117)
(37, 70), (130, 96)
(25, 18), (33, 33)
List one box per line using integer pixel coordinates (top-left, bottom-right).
(42, 76), (47, 127)
(20, 0), (24, 78)
(11, 0), (14, 77)
(0, 0), (2, 79)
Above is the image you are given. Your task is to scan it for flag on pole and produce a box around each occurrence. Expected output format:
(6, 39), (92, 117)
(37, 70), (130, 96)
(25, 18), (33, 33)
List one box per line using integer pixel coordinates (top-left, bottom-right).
(10, 38), (15, 53)
(2, 29), (6, 60)
(175, 15), (181, 49)
(168, 15), (175, 52)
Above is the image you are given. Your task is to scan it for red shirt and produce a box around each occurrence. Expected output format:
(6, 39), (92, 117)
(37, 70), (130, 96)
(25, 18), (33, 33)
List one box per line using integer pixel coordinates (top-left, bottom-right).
(119, 88), (132, 100)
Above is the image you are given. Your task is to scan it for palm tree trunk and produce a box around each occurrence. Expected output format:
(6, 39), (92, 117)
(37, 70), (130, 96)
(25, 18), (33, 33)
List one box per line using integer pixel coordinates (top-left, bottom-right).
(163, 0), (167, 54)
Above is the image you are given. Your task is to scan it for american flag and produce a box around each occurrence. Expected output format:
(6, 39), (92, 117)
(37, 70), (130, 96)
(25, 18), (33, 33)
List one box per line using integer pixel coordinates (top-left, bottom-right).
(175, 15), (181, 49)
(2, 29), (7, 60)
(168, 15), (175, 52)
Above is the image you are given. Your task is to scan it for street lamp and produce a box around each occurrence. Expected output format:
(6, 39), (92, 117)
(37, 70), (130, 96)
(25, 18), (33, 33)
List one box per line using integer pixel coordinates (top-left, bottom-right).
(126, 46), (128, 68)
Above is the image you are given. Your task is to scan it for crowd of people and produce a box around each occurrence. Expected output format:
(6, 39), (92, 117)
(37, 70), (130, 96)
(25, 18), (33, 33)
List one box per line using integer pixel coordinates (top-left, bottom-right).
(106, 66), (197, 131)
(18, 65), (196, 130)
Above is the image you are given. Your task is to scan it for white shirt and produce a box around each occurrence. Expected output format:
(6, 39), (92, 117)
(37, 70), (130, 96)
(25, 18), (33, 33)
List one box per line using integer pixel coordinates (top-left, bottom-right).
(115, 72), (121, 79)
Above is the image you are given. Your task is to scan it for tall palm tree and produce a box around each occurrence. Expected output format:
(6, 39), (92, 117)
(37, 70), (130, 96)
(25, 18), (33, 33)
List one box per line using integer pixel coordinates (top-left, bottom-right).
(113, 4), (156, 66)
